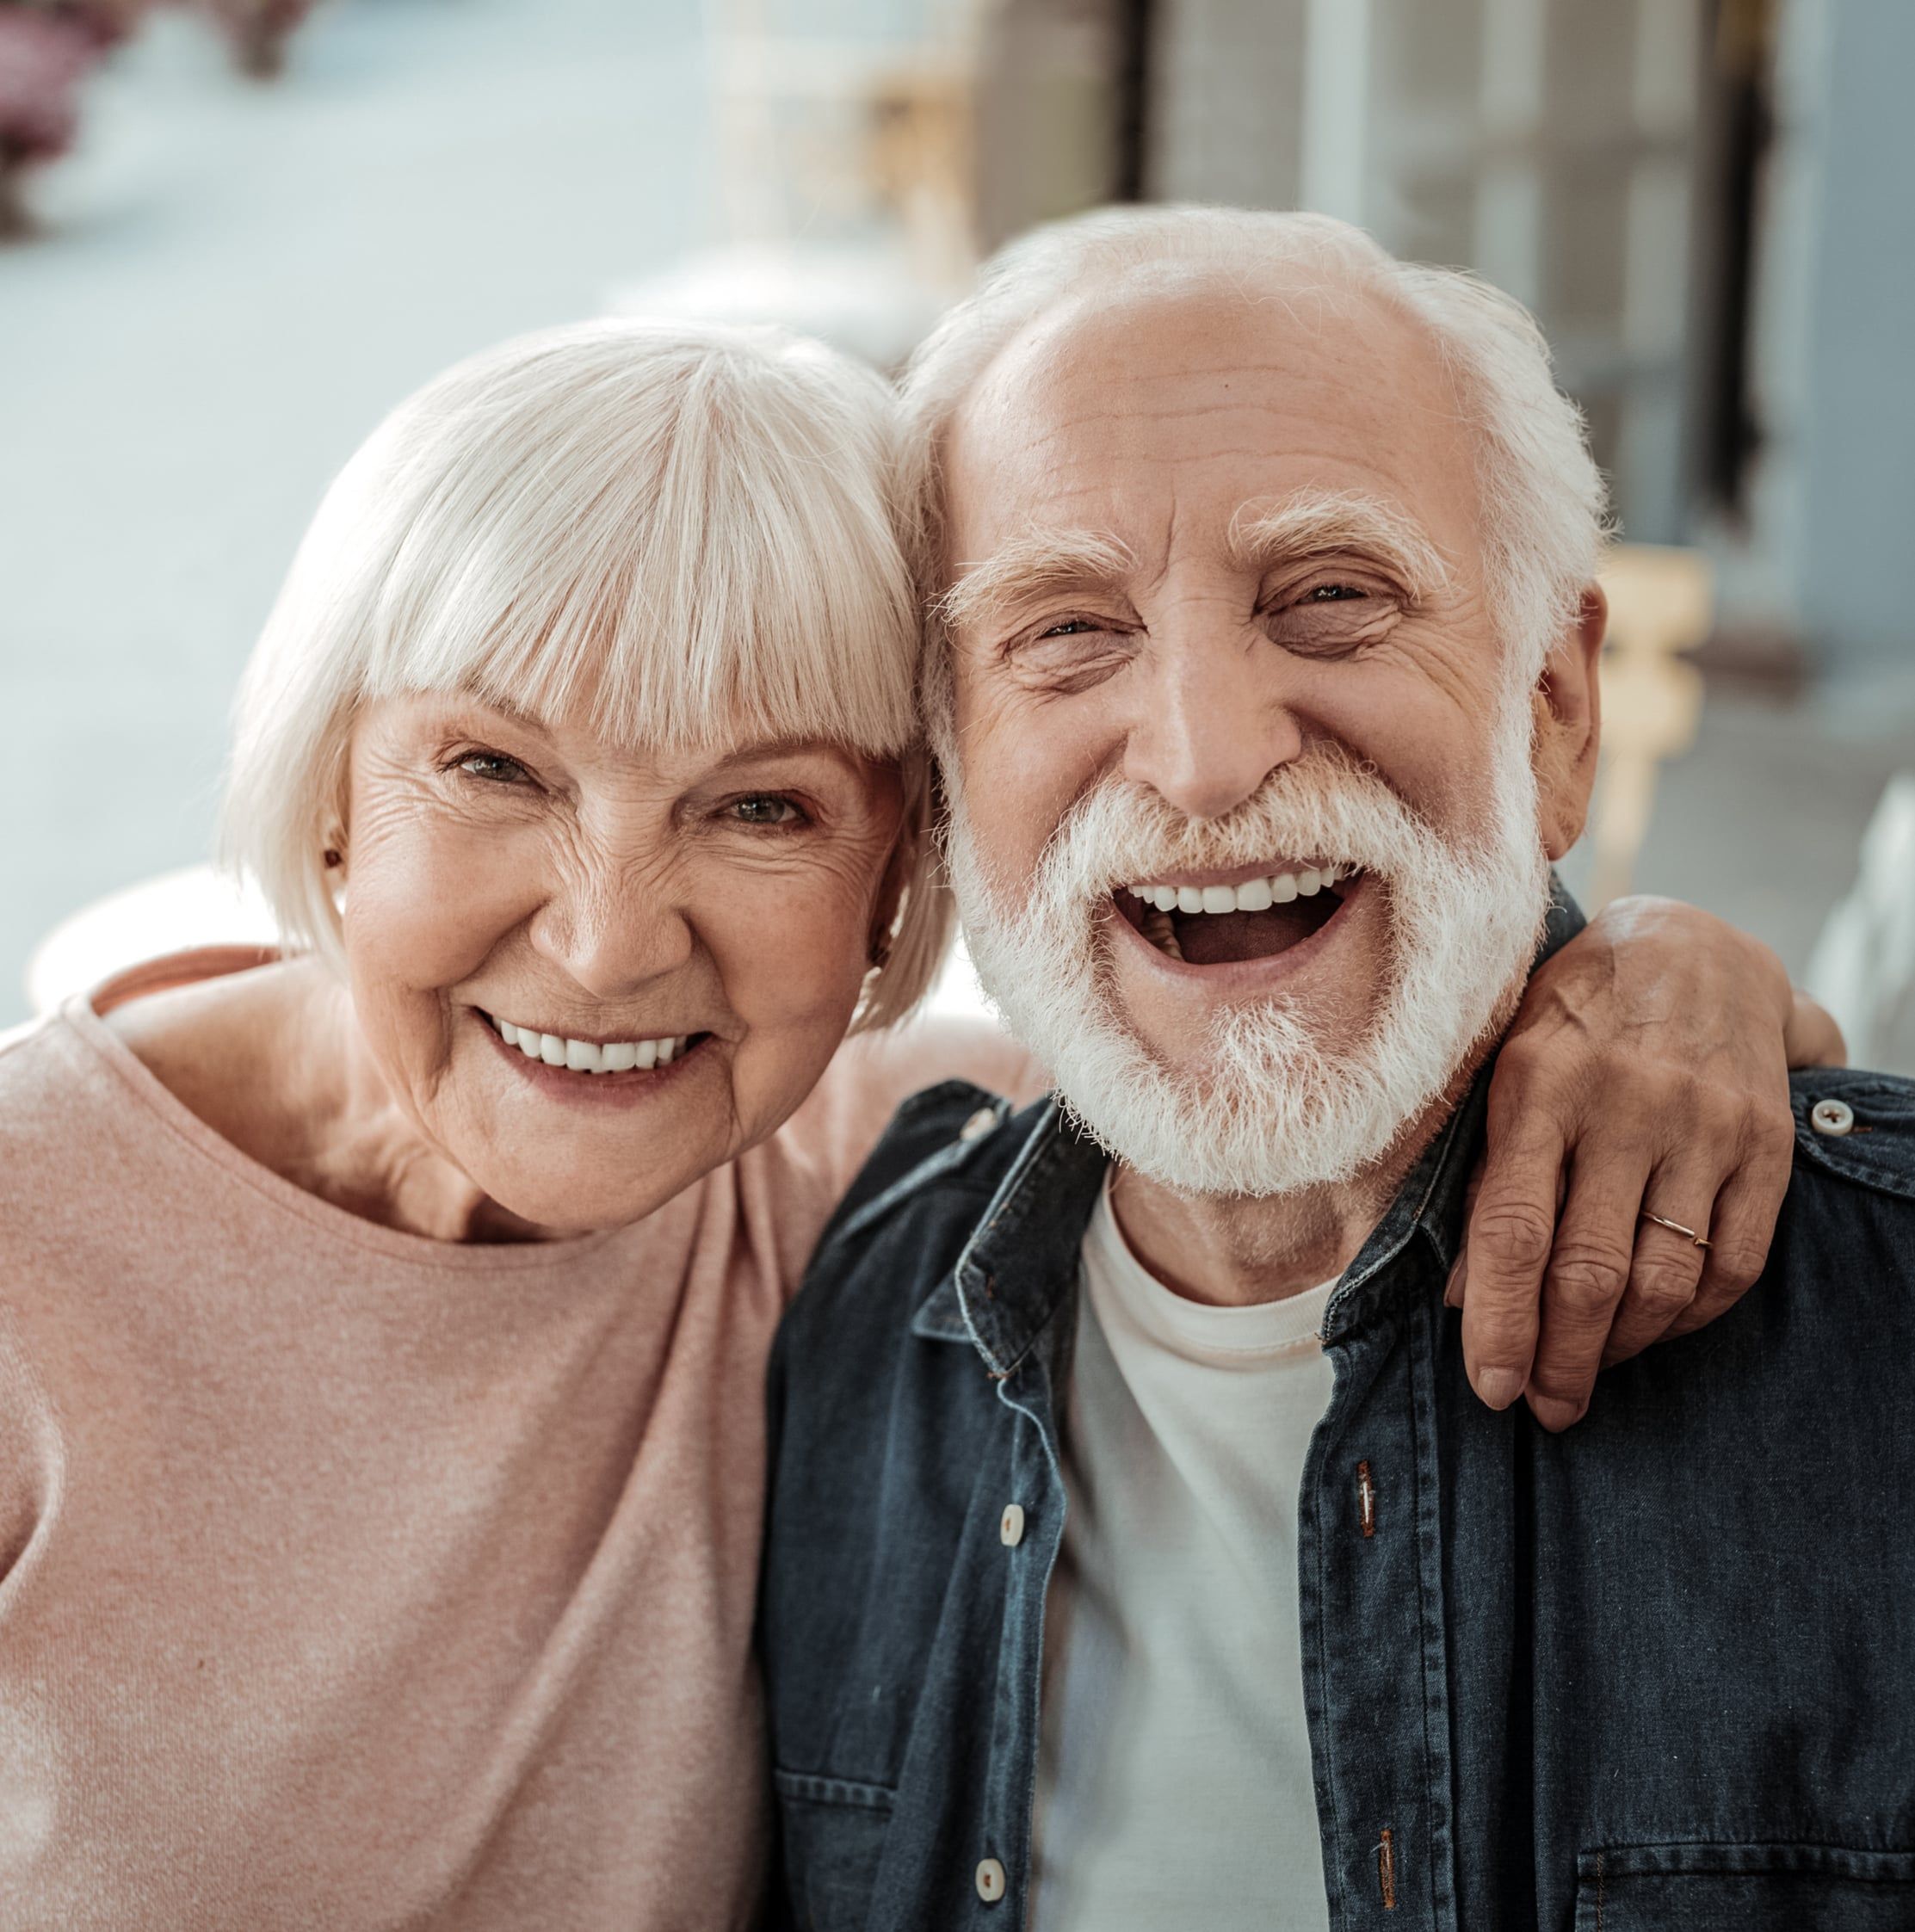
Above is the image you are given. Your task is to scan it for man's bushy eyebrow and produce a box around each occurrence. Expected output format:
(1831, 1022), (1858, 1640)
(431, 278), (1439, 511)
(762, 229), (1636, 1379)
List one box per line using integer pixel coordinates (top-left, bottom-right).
(936, 528), (1140, 635)
(936, 493), (1448, 638)
(1227, 491), (1451, 596)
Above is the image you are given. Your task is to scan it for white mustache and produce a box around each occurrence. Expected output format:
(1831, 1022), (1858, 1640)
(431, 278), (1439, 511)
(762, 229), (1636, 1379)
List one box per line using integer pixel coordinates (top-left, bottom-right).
(1022, 748), (1444, 923)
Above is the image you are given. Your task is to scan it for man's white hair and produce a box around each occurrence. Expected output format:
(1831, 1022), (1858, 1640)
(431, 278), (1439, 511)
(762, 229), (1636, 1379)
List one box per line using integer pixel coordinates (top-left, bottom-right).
(223, 318), (952, 1030)
(899, 203), (1610, 724)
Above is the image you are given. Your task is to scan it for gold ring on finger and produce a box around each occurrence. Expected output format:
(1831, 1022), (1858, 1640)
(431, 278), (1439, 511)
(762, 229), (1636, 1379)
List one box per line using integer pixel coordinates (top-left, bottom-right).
(1640, 1209), (1712, 1251)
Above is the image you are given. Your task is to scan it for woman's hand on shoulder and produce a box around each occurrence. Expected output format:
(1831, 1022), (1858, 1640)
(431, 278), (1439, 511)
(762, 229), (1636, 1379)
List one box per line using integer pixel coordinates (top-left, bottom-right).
(1456, 895), (1844, 1431)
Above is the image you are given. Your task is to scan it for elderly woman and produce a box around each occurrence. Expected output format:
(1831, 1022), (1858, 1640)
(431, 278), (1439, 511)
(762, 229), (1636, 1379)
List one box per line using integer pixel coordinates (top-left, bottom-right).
(0, 319), (1836, 1929)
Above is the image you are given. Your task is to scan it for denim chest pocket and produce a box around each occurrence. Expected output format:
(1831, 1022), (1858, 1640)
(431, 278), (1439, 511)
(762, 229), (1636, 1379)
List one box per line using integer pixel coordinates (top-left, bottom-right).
(773, 1769), (896, 1931)
(1575, 1842), (1915, 1929)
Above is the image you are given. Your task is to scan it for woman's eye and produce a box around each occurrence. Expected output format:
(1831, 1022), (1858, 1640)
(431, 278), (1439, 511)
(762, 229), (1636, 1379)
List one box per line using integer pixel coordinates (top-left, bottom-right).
(456, 751), (529, 784)
(1307, 583), (1367, 602)
(729, 794), (803, 827)
(1037, 617), (1104, 639)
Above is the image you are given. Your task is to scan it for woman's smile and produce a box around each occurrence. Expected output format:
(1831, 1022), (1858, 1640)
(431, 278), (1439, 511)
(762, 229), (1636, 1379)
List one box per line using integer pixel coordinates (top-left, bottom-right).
(474, 1005), (718, 1102)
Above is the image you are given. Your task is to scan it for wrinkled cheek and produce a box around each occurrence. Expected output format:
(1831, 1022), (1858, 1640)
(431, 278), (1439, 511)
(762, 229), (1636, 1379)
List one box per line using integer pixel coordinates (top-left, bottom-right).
(713, 898), (874, 1114)
(738, 919), (872, 1034)
(343, 831), (526, 993)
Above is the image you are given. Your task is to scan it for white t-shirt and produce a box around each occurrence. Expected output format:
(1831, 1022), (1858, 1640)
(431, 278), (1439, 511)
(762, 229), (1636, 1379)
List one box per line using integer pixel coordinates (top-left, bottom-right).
(1029, 1177), (1337, 1932)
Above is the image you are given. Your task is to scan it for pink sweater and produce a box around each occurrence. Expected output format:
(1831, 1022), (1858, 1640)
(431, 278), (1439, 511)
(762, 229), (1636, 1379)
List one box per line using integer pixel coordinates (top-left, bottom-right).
(0, 960), (1025, 1929)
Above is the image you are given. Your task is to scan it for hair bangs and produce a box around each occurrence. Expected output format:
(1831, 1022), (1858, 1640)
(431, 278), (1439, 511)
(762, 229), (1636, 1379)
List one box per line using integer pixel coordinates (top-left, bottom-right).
(356, 328), (920, 760)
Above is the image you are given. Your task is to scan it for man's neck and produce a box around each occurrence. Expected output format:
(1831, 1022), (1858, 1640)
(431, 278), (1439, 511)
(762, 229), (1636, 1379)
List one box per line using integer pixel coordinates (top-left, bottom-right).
(1107, 1081), (1467, 1309)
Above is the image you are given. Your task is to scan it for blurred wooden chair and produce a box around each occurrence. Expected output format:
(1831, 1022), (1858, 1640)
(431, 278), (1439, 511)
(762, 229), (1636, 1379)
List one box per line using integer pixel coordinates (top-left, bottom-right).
(1588, 542), (1714, 907)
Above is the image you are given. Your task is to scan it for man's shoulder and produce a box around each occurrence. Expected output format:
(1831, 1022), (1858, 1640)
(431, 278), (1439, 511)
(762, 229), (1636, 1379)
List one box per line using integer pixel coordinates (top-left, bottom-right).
(779, 1083), (1049, 1349)
(1739, 1067), (1915, 1343)
(1784, 1066), (1915, 1212)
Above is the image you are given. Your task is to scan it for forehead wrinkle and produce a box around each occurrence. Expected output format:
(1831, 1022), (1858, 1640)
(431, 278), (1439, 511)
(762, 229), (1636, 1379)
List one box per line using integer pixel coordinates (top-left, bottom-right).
(936, 527), (1139, 634)
(1226, 491), (1451, 597)
(989, 394), (1340, 463)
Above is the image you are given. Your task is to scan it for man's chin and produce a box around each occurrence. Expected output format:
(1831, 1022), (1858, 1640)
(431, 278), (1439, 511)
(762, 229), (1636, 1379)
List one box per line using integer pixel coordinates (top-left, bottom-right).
(1038, 1000), (1378, 1200)
(1058, 951), (1535, 1203)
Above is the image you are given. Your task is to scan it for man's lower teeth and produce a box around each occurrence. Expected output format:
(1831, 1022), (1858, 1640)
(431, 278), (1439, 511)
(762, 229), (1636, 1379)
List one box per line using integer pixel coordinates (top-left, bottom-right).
(1141, 905), (1184, 960)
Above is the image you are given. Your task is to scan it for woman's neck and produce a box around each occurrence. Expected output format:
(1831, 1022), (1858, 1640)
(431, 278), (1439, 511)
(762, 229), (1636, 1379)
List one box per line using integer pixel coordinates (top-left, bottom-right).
(108, 958), (547, 1244)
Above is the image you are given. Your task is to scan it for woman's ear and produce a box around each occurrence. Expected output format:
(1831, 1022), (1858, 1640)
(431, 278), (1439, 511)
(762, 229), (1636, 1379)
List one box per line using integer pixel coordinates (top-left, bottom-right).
(1532, 583), (1606, 861)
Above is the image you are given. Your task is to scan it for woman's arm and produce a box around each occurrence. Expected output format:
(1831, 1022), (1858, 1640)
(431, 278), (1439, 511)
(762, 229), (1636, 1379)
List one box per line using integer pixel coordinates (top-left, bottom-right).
(1453, 895), (1839, 1430)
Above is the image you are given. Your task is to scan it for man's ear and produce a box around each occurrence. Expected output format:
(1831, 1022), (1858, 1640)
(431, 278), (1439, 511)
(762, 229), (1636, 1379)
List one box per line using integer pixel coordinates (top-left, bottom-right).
(1531, 583), (1605, 861)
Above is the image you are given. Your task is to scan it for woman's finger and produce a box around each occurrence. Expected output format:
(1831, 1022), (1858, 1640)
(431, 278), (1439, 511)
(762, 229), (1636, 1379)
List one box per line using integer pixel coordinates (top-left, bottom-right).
(1597, 1153), (1721, 1366)
(1523, 1144), (1655, 1431)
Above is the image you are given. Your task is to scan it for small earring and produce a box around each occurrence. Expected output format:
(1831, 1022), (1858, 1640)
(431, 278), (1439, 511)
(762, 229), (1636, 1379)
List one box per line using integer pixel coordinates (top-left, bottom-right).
(323, 846), (343, 870)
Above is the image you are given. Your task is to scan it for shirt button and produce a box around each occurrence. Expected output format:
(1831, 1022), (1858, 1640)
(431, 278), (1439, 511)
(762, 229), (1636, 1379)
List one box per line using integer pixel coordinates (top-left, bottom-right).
(975, 1858), (1007, 1903)
(960, 1107), (998, 1143)
(1000, 1503), (1025, 1547)
(1810, 1097), (1856, 1137)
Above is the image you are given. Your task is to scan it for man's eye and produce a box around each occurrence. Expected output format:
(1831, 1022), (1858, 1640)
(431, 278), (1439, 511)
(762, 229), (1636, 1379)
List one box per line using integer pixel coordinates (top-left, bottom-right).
(730, 794), (803, 827)
(1263, 583), (1401, 657)
(456, 751), (529, 784)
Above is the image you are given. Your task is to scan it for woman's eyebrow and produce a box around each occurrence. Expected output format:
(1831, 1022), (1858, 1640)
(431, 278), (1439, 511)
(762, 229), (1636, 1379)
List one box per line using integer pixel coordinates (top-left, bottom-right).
(1227, 490), (1451, 596)
(701, 736), (861, 773)
(936, 528), (1138, 637)
(439, 685), (555, 735)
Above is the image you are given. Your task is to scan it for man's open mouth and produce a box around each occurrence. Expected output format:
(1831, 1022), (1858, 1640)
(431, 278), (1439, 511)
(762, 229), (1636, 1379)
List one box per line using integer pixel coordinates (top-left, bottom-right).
(1114, 863), (1359, 966)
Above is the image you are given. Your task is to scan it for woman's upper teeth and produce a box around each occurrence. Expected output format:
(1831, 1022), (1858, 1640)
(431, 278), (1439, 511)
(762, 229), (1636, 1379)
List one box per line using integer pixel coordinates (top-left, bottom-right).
(1127, 866), (1346, 914)
(491, 1017), (687, 1073)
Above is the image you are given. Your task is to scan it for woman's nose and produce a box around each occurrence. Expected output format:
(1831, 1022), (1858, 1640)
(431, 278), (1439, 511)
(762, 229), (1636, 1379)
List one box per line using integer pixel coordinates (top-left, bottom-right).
(529, 865), (696, 1001)
(1121, 632), (1306, 822)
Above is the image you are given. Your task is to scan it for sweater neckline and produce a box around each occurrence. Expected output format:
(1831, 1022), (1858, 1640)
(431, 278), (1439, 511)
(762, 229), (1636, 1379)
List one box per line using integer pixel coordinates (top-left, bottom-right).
(59, 954), (701, 1277)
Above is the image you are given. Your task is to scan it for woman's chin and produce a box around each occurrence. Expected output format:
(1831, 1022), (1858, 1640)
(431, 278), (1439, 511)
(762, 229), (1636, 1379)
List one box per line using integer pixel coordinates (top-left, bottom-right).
(429, 1025), (740, 1235)
(461, 1149), (713, 1239)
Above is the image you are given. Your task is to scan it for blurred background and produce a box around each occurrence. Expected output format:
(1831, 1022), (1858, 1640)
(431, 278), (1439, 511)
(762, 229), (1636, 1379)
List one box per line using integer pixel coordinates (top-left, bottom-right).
(3, 0), (1912, 1062)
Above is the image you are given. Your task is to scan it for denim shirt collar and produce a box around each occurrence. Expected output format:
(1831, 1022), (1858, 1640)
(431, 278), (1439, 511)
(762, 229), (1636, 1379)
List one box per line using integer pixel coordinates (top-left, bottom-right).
(908, 1096), (1108, 1373)
(913, 879), (1586, 1371)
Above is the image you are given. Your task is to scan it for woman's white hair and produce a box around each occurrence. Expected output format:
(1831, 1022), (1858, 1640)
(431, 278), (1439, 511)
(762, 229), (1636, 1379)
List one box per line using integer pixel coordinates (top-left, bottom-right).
(224, 318), (951, 1030)
(899, 204), (1610, 736)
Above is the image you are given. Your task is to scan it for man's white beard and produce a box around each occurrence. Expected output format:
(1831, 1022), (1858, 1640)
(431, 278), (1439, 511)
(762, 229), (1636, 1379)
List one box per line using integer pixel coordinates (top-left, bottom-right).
(942, 712), (1553, 1199)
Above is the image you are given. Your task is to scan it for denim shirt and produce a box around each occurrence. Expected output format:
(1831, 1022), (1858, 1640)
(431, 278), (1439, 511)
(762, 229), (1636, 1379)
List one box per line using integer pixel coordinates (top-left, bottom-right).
(759, 908), (1915, 1931)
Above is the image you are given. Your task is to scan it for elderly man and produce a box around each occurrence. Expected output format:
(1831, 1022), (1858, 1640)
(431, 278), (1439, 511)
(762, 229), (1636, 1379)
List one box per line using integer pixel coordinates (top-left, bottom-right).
(758, 207), (1915, 1931)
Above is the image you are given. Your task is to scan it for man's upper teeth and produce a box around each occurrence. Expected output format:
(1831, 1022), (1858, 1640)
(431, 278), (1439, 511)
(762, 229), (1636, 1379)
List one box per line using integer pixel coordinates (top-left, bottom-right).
(1128, 866), (1344, 914)
(492, 1018), (688, 1073)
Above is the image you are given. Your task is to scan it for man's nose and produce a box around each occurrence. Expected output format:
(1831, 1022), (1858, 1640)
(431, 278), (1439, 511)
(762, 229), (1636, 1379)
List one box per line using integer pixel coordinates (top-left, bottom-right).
(530, 861), (695, 1002)
(1121, 630), (1306, 821)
